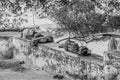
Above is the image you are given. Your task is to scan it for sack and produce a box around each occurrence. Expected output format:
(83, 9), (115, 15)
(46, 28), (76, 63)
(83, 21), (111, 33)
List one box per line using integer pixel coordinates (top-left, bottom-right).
(108, 37), (118, 51)
(78, 46), (90, 56)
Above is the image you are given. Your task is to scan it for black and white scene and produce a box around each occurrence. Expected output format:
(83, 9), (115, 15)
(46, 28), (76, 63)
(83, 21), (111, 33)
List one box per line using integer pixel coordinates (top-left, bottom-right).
(0, 0), (120, 80)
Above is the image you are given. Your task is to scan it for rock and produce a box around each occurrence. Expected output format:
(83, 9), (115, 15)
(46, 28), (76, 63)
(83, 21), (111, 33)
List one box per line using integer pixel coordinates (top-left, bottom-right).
(0, 39), (14, 59)
(1, 47), (14, 59)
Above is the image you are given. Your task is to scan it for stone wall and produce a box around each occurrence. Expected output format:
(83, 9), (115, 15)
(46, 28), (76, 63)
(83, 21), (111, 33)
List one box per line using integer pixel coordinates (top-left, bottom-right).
(0, 37), (120, 80)
(12, 38), (31, 61)
(103, 51), (120, 80)
(0, 37), (14, 59)
(29, 44), (104, 80)
(0, 37), (31, 60)
(28, 44), (120, 80)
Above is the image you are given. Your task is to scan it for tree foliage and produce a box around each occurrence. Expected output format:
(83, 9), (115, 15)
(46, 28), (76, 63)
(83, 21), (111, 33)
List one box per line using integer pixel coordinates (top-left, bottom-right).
(0, 0), (120, 37)
(37, 0), (120, 37)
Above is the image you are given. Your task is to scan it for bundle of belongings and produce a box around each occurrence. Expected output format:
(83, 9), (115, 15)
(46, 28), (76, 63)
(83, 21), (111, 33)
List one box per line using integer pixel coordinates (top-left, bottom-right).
(78, 46), (91, 56)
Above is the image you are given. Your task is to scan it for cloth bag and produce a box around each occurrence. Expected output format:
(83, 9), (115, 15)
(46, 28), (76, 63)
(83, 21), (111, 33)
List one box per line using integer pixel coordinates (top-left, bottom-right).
(108, 37), (118, 51)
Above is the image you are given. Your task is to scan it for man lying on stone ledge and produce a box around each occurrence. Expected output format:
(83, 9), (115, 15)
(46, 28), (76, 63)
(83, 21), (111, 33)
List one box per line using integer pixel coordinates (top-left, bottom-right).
(59, 40), (91, 56)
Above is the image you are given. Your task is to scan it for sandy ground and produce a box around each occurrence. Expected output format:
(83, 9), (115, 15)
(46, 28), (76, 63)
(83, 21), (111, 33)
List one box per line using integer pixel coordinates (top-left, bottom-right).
(0, 59), (69, 80)
(0, 69), (69, 80)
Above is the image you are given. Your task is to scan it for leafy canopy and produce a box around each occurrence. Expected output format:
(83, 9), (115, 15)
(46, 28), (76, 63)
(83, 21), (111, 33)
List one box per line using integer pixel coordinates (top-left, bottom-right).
(0, 0), (120, 37)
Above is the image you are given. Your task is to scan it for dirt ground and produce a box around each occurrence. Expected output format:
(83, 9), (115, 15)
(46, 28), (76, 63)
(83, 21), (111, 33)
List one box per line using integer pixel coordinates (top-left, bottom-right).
(0, 69), (68, 80)
(0, 59), (69, 80)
